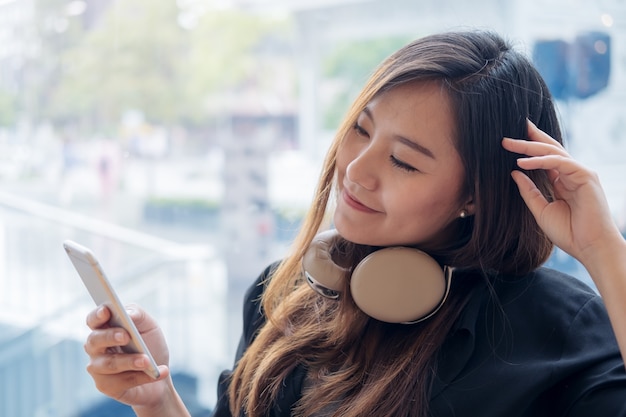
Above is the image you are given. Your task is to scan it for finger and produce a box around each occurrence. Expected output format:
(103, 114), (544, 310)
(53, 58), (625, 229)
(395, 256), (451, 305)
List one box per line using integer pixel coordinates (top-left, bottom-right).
(546, 168), (560, 188)
(502, 137), (568, 158)
(89, 365), (170, 399)
(526, 119), (563, 148)
(84, 327), (130, 356)
(515, 155), (591, 186)
(125, 305), (159, 335)
(87, 352), (154, 376)
(86, 305), (111, 330)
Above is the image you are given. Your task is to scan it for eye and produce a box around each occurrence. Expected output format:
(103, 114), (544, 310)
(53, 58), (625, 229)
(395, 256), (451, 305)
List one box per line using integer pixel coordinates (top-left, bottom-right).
(353, 122), (369, 138)
(390, 155), (418, 173)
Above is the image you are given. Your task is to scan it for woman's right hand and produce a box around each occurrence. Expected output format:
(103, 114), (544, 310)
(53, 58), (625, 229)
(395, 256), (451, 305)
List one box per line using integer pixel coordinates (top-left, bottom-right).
(84, 304), (172, 409)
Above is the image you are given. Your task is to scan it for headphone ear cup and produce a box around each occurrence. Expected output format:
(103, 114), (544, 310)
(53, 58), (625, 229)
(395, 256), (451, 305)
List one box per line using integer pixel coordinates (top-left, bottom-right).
(350, 247), (448, 324)
(302, 230), (350, 298)
(302, 230), (451, 324)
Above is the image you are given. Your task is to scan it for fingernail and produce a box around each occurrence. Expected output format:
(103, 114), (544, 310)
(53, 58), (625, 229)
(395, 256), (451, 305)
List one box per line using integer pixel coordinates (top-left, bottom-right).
(114, 332), (124, 342)
(97, 306), (106, 319)
(134, 357), (145, 368)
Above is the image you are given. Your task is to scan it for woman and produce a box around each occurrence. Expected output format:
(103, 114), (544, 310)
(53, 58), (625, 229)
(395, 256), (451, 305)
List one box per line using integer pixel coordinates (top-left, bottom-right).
(84, 30), (626, 416)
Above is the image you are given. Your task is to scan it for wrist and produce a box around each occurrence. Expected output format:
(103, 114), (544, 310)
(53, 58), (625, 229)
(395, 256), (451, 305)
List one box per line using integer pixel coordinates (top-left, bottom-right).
(133, 378), (191, 417)
(579, 232), (626, 294)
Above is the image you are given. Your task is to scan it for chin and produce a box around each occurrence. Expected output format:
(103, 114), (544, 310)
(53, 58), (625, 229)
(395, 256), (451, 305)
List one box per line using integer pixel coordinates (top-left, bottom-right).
(334, 225), (437, 250)
(333, 225), (395, 247)
(333, 222), (372, 245)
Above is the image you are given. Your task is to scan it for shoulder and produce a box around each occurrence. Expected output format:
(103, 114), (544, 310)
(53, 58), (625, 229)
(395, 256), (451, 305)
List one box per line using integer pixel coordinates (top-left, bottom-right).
(458, 267), (602, 336)
(240, 261), (281, 347)
(432, 268), (626, 416)
(490, 267), (599, 318)
(477, 267), (614, 358)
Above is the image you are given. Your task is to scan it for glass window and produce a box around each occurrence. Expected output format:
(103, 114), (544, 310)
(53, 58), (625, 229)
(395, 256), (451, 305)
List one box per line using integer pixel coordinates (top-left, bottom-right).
(1, 0), (623, 414)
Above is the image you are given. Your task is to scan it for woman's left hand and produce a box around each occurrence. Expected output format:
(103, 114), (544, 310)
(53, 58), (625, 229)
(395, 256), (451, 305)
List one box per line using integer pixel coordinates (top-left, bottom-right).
(502, 120), (624, 268)
(506, 121), (626, 363)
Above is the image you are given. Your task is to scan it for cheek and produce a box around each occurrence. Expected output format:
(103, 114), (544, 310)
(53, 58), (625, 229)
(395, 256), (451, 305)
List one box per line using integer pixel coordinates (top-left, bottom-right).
(400, 200), (447, 226)
(390, 186), (461, 226)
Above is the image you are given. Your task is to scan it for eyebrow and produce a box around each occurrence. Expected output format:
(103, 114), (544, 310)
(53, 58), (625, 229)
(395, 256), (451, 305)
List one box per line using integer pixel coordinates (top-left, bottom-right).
(362, 107), (436, 159)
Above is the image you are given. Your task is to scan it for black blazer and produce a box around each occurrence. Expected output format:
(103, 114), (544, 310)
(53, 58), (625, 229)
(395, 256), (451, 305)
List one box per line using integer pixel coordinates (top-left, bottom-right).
(212, 264), (626, 416)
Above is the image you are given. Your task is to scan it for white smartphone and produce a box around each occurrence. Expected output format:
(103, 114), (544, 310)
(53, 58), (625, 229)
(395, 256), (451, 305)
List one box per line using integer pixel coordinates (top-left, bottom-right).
(63, 239), (160, 379)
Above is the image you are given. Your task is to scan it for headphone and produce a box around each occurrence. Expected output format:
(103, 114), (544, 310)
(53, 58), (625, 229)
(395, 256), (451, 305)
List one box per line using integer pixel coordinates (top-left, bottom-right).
(302, 229), (452, 324)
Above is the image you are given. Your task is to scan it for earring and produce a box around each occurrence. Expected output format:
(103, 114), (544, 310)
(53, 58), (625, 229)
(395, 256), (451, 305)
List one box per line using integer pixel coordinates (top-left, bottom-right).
(459, 210), (468, 218)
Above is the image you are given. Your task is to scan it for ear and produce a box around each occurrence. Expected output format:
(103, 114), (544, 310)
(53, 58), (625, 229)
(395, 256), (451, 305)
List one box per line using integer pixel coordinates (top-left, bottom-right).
(461, 196), (476, 217)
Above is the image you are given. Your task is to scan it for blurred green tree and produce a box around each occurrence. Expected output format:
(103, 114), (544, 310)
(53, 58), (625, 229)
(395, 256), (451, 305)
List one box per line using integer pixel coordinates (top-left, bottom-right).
(8, 0), (88, 127)
(321, 36), (413, 130)
(48, 0), (293, 135)
(0, 89), (16, 127)
(181, 10), (293, 125)
(49, 0), (185, 132)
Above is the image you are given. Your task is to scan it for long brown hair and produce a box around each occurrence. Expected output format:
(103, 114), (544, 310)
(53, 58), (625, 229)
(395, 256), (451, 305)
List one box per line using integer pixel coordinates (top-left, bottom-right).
(229, 30), (561, 417)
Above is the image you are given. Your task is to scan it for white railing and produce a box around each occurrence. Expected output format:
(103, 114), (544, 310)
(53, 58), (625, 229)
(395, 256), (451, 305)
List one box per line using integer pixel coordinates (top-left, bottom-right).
(0, 191), (229, 416)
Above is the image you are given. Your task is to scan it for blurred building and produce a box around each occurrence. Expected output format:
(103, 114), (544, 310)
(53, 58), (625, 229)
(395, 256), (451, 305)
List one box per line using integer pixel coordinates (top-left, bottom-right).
(0, 0), (36, 96)
(238, 0), (626, 225)
(0, 1), (625, 416)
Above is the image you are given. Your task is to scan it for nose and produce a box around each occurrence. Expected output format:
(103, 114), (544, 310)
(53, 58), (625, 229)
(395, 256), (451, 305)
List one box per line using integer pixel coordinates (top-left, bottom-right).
(346, 145), (378, 191)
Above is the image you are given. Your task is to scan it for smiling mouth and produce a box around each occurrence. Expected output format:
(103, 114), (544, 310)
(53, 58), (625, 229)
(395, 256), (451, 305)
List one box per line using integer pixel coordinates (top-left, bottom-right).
(342, 189), (379, 213)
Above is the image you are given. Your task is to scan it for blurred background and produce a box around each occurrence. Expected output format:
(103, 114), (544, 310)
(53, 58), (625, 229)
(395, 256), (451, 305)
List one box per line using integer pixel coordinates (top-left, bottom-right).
(0, 0), (623, 415)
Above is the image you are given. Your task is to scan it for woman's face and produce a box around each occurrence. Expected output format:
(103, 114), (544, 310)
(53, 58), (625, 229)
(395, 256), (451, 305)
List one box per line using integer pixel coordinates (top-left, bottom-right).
(334, 81), (473, 249)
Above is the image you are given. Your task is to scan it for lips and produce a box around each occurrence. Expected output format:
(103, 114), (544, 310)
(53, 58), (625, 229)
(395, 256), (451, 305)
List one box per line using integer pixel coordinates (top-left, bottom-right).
(341, 189), (379, 213)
